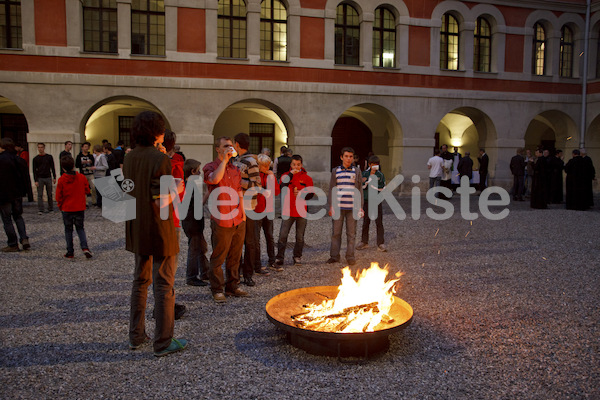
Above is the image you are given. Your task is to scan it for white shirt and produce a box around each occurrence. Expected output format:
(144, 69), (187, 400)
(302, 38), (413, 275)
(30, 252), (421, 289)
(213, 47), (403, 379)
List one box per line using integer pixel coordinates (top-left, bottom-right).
(427, 155), (444, 178)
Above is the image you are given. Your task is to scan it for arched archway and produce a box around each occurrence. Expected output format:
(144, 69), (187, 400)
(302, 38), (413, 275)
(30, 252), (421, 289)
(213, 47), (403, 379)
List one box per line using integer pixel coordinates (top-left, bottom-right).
(212, 99), (293, 157)
(81, 96), (168, 148)
(0, 96), (29, 147)
(524, 110), (578, 155)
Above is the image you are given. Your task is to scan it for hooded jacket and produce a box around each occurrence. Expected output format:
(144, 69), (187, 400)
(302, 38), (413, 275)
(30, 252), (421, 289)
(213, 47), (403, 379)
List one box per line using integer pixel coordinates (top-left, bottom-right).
(280, 168), (314, 218)
(56, 171), (90, 212)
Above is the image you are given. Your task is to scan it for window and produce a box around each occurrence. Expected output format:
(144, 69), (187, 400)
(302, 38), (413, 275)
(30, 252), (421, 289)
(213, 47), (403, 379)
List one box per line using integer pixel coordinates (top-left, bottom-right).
(474, 17), (491, 72)
(119, 116), (134, 147)
(372, 7), (395, 68)
(249, 123), (274, 155)
(83, 0), (117, 53)
(218, 0), (247, 58)
(560, 26), (573, 78)
(0, 113), (28, 146)
(131, 0), (165, 56)
(0, 0), (21, 49)
(260, 0), (287, 61)
(335, 3), (360, 65)
(440, 13), (459, 70)
(533, 23), (546, 75)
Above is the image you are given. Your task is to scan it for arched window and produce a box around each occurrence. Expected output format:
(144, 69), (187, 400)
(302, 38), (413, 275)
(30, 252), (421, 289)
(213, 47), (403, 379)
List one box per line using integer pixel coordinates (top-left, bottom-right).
(218, 0), (247, 58)
(559, 25), (573, 78)
(533, 22), (546, 75)
(260, 0), (287, 61)
(335, 3), (360, 65)
(131, 0), (165, 55)
(83, 0), (117, 53)
(440, 13), (459, 70)
(372, 7), (395, 68)
(474, 17), (491, 72)
(0, 0), (22, 48)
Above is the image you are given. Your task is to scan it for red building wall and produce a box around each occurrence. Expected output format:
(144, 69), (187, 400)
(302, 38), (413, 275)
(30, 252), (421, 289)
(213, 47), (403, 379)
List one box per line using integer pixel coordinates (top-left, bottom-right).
(34, 0), (67, 46)
(409, 26), (430, 66)
(178, 8), (206, 53)
(300, 17), (325, 59)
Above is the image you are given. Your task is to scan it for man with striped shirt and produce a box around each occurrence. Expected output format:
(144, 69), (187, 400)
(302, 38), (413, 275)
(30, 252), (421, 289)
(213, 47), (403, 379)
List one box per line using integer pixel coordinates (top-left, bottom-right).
(327, 147), (364, 266)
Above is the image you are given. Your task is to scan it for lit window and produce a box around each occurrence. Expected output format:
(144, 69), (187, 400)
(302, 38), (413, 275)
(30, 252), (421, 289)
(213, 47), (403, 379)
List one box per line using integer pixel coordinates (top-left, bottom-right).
(260, 0), (287, 61)
(335, 3), (360, 65)
(0, 0), (22, 49)
(474, 17), (491, 72)
(440, 13), (459, 70)
(218, 0), (247, 58)
(372, 7), (395, 68)
(131, 0), (165, 56)
(83, 0), (117, 53)
(533, 22), (546, 75)
(559, 26), (573, 78)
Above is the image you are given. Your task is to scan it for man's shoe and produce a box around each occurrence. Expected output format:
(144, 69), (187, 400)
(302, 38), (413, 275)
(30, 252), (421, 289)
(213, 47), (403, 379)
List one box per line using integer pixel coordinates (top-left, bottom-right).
(174, 303), (186, 320)
(270, 260), (284, 272)
(38, 211), (43, 215)
(129, 334), (151, 350)
(21, 239), (30, 250)
(64, 252), (74, 259)
(356, 242), (369, 250)
(186, 277), (208, 287)
(243, 277), (256, 287)
(213, 292), (227, 303)
(377, 244), (387, 252)
(293, 257), (302, 265)
(2, 245), (20, 253)
(154, 338), (188, 357)
(83, 248), (93, 258)
(255, 267), (270, 275)
(347, 259), (356, 266)
(225, 288), (249, 297)
(326, 258), (339, 264)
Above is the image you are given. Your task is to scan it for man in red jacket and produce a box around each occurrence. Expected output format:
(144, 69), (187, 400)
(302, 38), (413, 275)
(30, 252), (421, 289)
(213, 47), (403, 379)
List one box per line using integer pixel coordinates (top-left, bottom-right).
(56, 155), (92, 259)
(273, 154), (314, 270)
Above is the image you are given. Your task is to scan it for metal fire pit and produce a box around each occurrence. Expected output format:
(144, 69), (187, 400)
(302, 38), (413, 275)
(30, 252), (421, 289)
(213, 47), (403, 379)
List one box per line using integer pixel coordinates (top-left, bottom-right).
(266, 286), (413, 359)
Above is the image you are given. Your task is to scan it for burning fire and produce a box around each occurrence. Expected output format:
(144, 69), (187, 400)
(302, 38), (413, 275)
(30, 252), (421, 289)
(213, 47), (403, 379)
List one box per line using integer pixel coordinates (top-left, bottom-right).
(291, 263), (403, 333)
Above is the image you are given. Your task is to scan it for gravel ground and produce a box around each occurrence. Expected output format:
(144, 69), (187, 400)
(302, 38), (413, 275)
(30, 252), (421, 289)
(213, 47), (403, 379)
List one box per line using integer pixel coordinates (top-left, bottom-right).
(1, 195), (599, 399)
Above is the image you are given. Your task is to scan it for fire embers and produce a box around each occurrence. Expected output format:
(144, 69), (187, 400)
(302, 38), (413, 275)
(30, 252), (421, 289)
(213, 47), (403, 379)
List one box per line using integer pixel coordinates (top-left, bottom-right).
(290, 263), (402, 333)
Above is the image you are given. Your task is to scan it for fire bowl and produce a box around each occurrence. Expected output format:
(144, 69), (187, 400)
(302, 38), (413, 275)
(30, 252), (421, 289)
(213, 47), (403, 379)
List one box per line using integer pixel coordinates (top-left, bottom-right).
(266, 285), (413, 358)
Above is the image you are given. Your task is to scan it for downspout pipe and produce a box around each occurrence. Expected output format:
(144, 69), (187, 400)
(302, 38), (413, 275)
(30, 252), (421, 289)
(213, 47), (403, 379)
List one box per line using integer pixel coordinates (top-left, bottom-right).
(581, 0), (591, 150)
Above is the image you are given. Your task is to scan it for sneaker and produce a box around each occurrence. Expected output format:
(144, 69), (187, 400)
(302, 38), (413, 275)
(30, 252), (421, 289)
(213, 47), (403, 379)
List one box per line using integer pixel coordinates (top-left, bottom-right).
(2, 245), (20, 253)
(21, 239), (30, 250)
(154, 338), (188, 357)
(377, 244), (387, 252)
(255, 267), (270, 275)
(64, 252), (74, 258)
(174, 303), (186, 320)
(225, 288), (249, 297)
(38, 211), (43, 215)
(270, 260), (284, 272)
(356, 242), (369, 250)
(293, 257), (302, 265)
(213, 292), (227, 303)
(186, 278), (208, 287)
(129, 334), (151, 350)
(326, 258), (339, 264)
(83, 249), (93, 258)
(243, 277), (256, 287)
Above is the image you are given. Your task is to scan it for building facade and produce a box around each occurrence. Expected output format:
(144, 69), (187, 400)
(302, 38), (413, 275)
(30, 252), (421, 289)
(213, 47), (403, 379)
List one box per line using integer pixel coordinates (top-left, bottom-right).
(1, 0), (599, 188)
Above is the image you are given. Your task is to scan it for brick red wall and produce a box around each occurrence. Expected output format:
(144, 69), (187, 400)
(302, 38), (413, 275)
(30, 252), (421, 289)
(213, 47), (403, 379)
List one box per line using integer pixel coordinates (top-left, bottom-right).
(409, 26), (430, 66)
(505, 34), (524, 73)
(300, 17), (324, 59)
(34, 0), (66, 46)
(178, 8), (206, 53)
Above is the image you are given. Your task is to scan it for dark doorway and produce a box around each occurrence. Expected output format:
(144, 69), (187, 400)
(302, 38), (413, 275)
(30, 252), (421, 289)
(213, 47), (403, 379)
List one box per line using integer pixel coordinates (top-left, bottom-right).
(331, 117), (372, 169)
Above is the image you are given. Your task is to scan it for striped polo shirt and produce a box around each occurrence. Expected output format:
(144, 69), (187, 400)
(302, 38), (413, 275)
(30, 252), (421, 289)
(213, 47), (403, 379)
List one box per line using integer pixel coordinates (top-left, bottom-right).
(335, 165), (358, 210)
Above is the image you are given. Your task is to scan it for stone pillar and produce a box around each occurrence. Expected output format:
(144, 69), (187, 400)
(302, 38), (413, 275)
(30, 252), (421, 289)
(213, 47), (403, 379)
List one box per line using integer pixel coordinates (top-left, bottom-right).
(401, 137), (436, 192)
(205, 0), (218, 55)
(360, 14), (373, 69)
(117, 0), (132, 57)
(247, 3), (261, 62)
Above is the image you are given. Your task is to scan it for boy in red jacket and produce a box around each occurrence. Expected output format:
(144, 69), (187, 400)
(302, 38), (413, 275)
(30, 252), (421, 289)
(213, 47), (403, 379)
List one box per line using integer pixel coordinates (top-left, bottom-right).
(56, 155), (92, 259)
(273, 154), (314, 270)
(255, 154), (280, 272)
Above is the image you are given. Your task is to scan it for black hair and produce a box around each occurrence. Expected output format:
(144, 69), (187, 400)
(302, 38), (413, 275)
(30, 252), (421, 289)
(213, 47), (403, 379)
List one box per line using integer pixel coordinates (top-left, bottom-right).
(131, 111), (165, 147)
(291, 154), (303, 163)
(340, 146), (355, 156)
(60, 155), (75, 172)
(163, 129), (176, 152)
(234, 133), (250, 150)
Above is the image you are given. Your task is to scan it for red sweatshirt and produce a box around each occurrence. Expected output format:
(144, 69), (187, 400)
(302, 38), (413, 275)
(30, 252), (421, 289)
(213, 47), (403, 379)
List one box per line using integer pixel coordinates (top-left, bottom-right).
(56, 172), (90, 212)
(255, 171), (280, 214)
(280, 168), (314, 218)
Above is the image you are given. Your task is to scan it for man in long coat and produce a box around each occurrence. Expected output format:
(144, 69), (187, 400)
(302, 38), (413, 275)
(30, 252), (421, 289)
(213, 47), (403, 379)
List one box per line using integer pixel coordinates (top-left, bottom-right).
(565, 150), (589, 211)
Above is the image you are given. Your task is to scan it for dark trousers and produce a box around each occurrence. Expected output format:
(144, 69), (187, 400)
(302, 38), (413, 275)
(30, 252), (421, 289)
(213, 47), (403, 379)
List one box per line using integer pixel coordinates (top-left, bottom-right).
(361, 201), (384, 246)
(62, 210), (89, 253)
(256, 216), (275, 266)
(241, 218), (259, 279)
(330, 209), (357, 262)
(129, 254), (176, 352)
(512, 175), (524, 200)
(479, 172), (488, 192)
(182, 220), (209, 281)
(1, 198), (28, 247)
(37, 177), (53, 211)
(209, 220), (245, 293)
(276, 216), (307, 261)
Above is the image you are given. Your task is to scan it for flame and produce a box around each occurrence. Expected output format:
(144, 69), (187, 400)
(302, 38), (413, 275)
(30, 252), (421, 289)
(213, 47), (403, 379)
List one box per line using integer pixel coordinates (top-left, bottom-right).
(292, 263), (403, 333)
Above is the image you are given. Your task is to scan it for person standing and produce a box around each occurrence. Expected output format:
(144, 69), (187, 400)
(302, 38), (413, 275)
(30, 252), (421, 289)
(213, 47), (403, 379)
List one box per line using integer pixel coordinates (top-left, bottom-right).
(15, 142), (33, 202)
(255, 154), (279, 270)
(530, 149), (548, 209)
(204, 136), (249, 303)
(580, 149), (596, 208)
(564, 150), (588, 211)
(510, 148), (526, 201)
(75, 142), (95, 206)
(112, 140), (125, 169)
(327, 147), (363, 266)
(0, 138), (30, 252)
(32, 142), (56, 214)
(90, 144), (108, 208)
(478, 148), (489, 193)
(524, 149), (535, 197)
(274, 145), (292, 180)
(356, 155), (386, 252)
(550, 150), (564, 204)
(457, 151), (473, 183)
(427, 148), (444, 191)
(124, 111), (188, 357)
(59, 141), (73, 175)
(439, 144), (453, 198)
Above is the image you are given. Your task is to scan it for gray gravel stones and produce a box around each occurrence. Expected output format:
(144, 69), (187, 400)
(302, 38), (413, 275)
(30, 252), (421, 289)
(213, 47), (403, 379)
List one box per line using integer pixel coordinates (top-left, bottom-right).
(0, 197), (599, 399)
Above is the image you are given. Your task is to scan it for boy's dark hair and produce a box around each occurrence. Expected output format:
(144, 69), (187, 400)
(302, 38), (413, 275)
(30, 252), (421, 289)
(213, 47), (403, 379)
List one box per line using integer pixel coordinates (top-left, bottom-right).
(183, 158), (202, 180)
(61, 155), (75, 172)
(131, 111), (165, 147)
(572, 149), (580, 156)
(163, 129), (176, 152)
(103, 144), (113, 152)
(82, 141), (91, 147)
(64, 140), (72, 146)
(1, 137), (15, 152)
(280, 145), (287, 152)
(37, 142), (45, 147)
(291, 154), (303, 163)
(480, 148), (485, 152)
(15, 142), (22, 148)
(233, 133), (250, 150)
(368, 155), (380, 164)
(434, 148), (441, 155)
(340, 146), (355, 156)
(117, 140), (125, 146)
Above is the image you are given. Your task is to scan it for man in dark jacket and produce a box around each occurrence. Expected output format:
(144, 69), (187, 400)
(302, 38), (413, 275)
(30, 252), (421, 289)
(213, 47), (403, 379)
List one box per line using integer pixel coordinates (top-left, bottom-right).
(457, 152), (473, 181)
(550, 150), (565, 204)
(0, 138), (30, 252)
(580, 149), (596, 208)
(564, 150), (588, 211)
(510, 148), (526, 201)
(478, 148), (489, 192)
(33, 142), (57, 214)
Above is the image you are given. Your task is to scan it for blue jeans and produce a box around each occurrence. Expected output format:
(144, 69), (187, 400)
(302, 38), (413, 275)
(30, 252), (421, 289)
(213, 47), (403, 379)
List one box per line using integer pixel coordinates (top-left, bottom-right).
(1, 198), (28, 247)
(257, 216), (276, 265)
(330, 209), (357, 262)
(37, 177), (53, 211)
(276, 216), (307, 261)
(62, 211), (89, 253)
(182, 219), (209, 281)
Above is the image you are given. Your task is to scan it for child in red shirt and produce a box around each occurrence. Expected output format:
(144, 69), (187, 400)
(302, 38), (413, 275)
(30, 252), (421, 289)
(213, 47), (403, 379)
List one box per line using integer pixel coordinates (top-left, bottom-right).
(255, 154), (280, 272)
